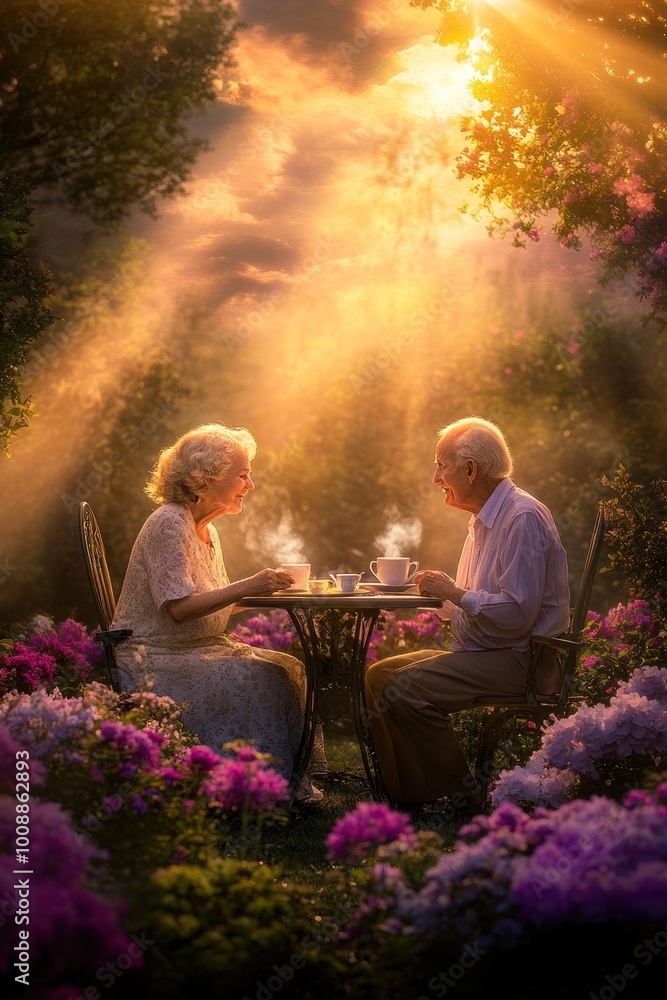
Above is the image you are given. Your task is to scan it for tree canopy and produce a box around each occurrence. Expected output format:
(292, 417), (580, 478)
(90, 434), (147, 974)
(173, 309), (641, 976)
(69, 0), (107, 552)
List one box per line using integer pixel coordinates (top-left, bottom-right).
(0, 171), (55, 454)
(0, 0), (240, 226)
(414, 0), (667, 330)
(1, 0), (240, 453)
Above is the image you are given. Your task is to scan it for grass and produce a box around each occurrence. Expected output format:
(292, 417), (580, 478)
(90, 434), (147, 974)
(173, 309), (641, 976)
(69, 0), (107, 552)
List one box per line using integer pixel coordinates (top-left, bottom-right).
(258, 723), (462, 891)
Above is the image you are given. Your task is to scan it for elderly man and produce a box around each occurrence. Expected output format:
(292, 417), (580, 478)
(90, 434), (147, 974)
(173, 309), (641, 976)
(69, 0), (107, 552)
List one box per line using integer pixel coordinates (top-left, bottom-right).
(365, 416), (570, 818)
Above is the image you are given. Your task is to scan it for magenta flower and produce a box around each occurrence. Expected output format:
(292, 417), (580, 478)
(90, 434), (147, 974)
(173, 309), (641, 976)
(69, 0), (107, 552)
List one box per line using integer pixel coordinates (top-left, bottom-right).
(97, 720), (163, 772)
(157, 765), (183, 786)
(202, 755), (290, 812)
(326, 802), (418, 861)
(183, 745), (222, 773)
(0, 645), (58, 690)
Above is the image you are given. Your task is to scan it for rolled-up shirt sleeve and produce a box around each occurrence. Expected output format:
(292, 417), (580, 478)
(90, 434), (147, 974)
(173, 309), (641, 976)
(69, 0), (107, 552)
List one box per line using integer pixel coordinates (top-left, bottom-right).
(458, 512), (549, 636)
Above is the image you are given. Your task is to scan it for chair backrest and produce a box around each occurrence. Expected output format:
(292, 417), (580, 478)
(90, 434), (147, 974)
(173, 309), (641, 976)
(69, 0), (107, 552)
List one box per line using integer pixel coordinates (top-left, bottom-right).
(568, 506), (606, 639)
(78, 501), (117, 631)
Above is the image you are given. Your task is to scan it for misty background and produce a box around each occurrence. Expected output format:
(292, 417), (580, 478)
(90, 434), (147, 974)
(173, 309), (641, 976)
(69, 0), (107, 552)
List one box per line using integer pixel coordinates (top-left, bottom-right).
(2, 0), (666, 629)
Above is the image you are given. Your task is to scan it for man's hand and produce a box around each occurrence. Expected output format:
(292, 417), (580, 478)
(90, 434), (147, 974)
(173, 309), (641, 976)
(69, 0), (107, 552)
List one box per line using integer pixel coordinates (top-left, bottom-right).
(413, 570), (467, 606)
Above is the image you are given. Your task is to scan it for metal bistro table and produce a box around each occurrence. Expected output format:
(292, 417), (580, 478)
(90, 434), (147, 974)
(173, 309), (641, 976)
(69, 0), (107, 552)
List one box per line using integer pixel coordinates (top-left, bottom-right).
(235, 590), (443, 802)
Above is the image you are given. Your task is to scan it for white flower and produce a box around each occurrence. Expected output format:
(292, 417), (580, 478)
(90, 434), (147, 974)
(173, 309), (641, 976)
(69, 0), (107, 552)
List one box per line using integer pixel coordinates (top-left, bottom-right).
(30, 614), (55, 635)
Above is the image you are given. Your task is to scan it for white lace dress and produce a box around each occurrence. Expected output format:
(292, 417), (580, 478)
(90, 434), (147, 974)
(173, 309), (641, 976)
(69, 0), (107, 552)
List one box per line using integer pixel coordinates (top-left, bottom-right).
(111, 503), (325, 791)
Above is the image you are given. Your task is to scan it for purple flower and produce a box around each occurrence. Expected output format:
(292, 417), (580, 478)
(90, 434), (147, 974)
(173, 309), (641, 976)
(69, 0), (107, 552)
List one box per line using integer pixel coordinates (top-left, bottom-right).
(491, 665), (667, 809)
(103, 795), (124, 814)
(623, 789), (654, 809)
(326, 803), (418, 861)
(157, 765), (183, 786)
(130, 794), (149, 816)
(183, 745), (222, 773)
(0, 689), (97, 759)
(231, 611), (298, 653)
(0, 618), (105, 695)
(202, 755), (290, 812)
(97, 720), (163, 772)
(0, 725), (45, 793)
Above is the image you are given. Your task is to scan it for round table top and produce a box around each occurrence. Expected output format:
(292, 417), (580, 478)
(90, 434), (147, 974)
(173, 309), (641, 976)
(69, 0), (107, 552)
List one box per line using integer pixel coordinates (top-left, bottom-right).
(236, 590), (444, 611)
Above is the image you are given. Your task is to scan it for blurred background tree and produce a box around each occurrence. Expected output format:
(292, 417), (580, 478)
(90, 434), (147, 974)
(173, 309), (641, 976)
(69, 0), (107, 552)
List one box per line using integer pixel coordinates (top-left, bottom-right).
(0, 0), (240, 225)
(414, 0), (667, 329)
(0, 0), (240, 454)
(0, 171), (55, 454)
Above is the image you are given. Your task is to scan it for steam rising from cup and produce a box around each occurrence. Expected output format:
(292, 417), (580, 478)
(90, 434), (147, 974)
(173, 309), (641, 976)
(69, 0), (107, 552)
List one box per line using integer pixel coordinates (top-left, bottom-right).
(373, 505), (423, 557)
(242, 510), (308, 564)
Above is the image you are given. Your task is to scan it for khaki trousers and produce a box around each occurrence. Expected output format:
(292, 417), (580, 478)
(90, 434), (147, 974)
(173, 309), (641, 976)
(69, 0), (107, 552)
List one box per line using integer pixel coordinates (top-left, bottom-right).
(364, 646), (539, 805)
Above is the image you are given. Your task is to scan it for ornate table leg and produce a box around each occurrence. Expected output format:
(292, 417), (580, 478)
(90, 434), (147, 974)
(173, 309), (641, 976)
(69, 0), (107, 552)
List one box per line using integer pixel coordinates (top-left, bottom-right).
(285, 607), (322, 805)
(349, 609), (389, 801)
(287, 606), (388, 803)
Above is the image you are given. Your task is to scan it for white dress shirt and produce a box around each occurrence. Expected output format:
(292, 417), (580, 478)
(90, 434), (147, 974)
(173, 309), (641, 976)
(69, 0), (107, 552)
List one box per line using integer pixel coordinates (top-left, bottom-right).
(438, 477), (570, 654)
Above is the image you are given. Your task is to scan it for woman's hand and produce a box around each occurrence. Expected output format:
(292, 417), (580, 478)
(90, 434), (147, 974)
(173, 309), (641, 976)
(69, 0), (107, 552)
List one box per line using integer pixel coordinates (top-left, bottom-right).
(165, 569), (295, 623)
(413, 570), (467, 606)
(239, 568), (296, 597)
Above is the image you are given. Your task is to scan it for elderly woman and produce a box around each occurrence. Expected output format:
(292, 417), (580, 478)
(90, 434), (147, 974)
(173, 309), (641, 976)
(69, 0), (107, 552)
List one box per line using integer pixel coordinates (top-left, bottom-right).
(111, 422), (324, 802)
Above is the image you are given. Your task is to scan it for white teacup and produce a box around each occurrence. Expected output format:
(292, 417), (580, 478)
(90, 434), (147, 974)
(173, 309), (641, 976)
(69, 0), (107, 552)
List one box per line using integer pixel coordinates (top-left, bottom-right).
(329, 572), (362, 593)
(307, 579), (331, 595)
(278, 563), (311, 590)
(370, 557), (419, 586)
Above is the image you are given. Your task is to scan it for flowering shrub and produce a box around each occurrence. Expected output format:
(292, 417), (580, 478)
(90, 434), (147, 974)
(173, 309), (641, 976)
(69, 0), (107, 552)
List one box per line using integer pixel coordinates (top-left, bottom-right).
(577, 597), (667, 705)
(339, 788), (667, 969)
(203, 741), (290, 813)
(0, 796), (142, 996)
(231, 609), (450, 666)
(421, 1), (667, 330)
(230, 610), (299, 653)
(326, 803), (419, 861)
(0, 681), (292, 882)
(367, 611), (449, 664)
(0, 688), (98, 761)
(491, 666), (667, 809)
(0, 615), (105, 696)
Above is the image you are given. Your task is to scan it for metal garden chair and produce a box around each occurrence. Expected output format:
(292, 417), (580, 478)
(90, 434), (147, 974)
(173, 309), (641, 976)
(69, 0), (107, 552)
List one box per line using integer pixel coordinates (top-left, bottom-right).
(78, 501), (132, 693)
(474, 506), (606, 806)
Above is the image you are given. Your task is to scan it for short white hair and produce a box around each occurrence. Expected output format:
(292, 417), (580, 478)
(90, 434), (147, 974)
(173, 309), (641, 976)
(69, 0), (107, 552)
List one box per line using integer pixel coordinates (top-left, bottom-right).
(437, 416), (513, 480)
(145, 422), (257, 505)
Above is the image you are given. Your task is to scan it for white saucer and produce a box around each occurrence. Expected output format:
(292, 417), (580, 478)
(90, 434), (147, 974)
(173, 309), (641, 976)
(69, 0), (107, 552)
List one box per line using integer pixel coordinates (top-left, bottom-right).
(361, 582), (418, 593)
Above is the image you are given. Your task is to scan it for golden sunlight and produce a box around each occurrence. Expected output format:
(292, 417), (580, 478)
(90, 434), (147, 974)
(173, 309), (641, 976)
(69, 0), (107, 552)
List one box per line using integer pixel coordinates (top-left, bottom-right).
(384, 36), (480, 120)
